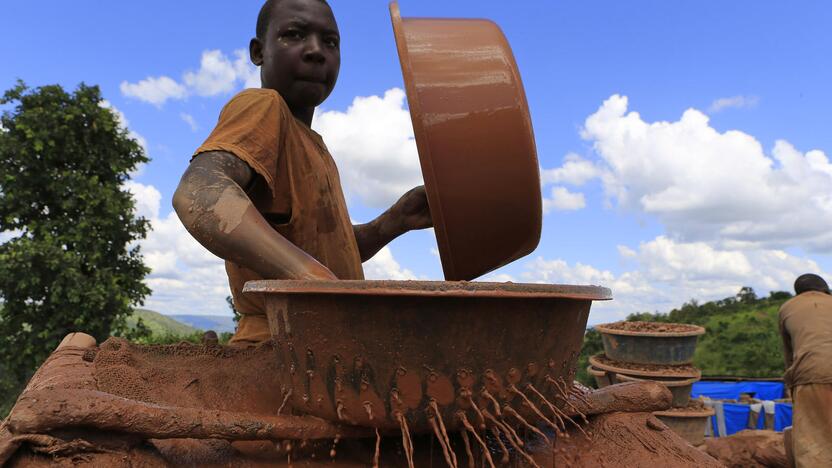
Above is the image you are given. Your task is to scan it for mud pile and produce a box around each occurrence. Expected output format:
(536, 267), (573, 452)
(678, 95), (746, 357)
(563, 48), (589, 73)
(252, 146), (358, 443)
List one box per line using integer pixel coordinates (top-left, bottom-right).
(0, 338), (724, 467)
(702, 430), (788, 467)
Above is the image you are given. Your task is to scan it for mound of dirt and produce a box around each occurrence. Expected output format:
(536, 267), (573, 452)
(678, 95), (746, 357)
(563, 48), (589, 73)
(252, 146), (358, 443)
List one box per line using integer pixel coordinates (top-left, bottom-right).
(702, 430), (787, 467)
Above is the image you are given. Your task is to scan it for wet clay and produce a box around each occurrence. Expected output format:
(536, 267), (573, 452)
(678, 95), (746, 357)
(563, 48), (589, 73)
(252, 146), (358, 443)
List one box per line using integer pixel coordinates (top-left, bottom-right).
(701, 430), (788, 468)
(600, 321), (703, 334)
(551, 412), (723, 467)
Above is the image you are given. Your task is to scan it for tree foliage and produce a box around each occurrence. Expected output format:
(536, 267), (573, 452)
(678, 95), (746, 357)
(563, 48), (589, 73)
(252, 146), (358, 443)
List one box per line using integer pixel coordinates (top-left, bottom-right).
(0, 81), (150, 414)
(577, 287), (793, 387)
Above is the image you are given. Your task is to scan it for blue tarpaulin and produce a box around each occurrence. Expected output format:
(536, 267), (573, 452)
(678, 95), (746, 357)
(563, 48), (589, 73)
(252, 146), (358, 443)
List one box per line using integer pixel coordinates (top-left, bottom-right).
(708, 402), (793, 436)
(696, 381), (792, 436)
(691, 381), (785, 401)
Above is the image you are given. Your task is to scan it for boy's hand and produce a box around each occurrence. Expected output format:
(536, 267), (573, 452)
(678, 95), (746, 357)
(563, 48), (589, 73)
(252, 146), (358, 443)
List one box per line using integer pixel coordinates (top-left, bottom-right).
(391, 186), (433, 232)
(353, 186), (433, 263)
(297, 259), (339, 281)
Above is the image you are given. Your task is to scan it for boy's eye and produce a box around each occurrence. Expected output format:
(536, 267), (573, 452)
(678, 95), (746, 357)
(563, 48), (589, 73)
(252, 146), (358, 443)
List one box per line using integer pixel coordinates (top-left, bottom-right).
(325, 37), (339, 48)
(282, 29), (304, 40)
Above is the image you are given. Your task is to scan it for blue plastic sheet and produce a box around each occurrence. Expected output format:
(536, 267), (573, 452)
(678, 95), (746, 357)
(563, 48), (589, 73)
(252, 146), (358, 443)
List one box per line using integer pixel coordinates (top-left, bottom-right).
(708, 403), (793, 436)
(691, 381), (785, 401)
(775, 403), (793, 432)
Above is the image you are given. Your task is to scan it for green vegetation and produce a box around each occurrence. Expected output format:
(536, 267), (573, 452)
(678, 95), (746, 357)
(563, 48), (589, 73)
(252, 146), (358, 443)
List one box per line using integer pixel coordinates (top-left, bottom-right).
(0, 82), (150, 417)
(127, 309), (200, 337)
(576, 287), (792, 387)
(124, 310), (233, 345)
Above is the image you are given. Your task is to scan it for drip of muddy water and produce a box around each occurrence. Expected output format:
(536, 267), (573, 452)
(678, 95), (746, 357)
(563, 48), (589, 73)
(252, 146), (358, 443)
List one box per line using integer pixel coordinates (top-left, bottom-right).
(503, 405), (550, 442)
(277, 388), (292, 415)
(458, 412), (496, 468)
(428, 415), (458, 468)
(329, 434), (340, 458)
(483, 410), (521, 449)
(539, 380), (588, 425)
(481, 389), (502, 417)
(462, 391), (487, 430)
(490, 426), (510, 465)
(509, 385), (559, 434)
(429, 399), (458, 467)
(482, 409), (540, 468)
(395, 411), (415, 468)
(373, 428), (381, 468)
(459, 426), (475, 468)
(529, 382), (583, 435)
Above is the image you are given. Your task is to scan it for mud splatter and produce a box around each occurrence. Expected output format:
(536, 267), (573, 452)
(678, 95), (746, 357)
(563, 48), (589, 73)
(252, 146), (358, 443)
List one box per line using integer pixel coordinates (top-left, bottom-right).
(277, 388), (292, 416)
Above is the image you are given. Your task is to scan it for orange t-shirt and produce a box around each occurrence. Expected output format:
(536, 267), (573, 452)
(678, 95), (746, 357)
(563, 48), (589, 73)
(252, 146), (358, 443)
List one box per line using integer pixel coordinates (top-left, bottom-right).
(194, 88), (364, 344)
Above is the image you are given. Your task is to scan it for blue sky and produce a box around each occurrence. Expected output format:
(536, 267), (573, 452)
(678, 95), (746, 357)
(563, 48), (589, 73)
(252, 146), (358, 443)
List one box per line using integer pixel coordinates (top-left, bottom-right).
(3, 1), (831, 323)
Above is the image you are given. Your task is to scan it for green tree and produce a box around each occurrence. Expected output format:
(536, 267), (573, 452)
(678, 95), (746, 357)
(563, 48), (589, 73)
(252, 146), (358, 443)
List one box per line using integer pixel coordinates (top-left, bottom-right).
(0, 82), (150, 415)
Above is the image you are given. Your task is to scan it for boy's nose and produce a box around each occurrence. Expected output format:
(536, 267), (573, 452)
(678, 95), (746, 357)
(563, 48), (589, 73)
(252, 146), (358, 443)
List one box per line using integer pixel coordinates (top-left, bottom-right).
(303, 36), (326, 64)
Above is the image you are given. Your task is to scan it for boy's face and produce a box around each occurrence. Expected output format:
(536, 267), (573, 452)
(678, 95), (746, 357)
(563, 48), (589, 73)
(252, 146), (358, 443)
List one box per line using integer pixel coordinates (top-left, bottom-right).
(251, 0), (340, 111)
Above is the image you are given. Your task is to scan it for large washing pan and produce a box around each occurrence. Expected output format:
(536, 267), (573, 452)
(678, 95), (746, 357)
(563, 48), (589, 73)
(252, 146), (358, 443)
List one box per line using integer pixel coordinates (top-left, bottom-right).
(390, 2), (542, 281)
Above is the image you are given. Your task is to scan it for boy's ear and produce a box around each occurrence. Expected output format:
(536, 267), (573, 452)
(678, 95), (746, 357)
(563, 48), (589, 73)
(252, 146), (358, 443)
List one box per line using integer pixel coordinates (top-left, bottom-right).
(250, 38), (264, 66)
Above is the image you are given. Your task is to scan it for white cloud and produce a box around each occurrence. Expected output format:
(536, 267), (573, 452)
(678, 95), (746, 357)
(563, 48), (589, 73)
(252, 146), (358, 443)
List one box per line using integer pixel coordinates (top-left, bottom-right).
(545, 94), (832, 253)
(522, 237), (827, 324)
(121, 49), (260, 107)
(709, 95), (759, 113)
(120, 76), (187, 107)
(541, 153), (599, 186)
(180, 113), (199, 132)
(363, 246), (418, 280)
(99, 100), (148, 153)
(313, 88), (423, 208)
(543, 186), (586, 212)
(124, 181), (231, 316)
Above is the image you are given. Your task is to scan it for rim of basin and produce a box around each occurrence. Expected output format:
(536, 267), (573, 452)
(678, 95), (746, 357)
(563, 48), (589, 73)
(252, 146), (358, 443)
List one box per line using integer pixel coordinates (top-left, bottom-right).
(615, 373), (700, 387)
(595, 323), (705, 338)
(244, 279), (612, 301)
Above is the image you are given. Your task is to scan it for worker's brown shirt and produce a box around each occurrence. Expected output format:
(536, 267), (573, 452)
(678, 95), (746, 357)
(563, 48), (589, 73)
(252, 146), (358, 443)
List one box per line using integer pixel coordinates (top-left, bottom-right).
(194, 89), (364, 332)
(779, 291), (832, 387)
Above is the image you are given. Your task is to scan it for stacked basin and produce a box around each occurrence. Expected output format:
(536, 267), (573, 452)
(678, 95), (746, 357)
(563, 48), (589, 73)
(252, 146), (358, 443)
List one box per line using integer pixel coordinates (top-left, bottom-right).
(589, 321), (714, 445)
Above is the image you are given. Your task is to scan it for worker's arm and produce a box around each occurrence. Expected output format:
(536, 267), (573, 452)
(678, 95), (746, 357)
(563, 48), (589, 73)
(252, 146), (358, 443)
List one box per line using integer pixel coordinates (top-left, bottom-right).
(173, 151), (337, 280)
(353, 186), (432, 262)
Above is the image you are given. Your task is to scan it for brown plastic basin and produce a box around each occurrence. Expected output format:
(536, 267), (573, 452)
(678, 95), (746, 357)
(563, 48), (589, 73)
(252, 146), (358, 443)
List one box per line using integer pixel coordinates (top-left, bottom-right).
(390, 2), (542, 281)
(244, 279), (611, 433)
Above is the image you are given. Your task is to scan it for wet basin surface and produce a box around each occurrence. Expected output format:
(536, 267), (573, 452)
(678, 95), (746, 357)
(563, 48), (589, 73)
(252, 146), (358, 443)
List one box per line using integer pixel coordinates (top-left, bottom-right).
(244, 280), (610, 433)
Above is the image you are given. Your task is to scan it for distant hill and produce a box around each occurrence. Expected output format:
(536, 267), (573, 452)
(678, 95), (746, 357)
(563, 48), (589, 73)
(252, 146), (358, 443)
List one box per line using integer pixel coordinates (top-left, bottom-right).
(168, 315), (236, 334)
(128, 309), (199, 336)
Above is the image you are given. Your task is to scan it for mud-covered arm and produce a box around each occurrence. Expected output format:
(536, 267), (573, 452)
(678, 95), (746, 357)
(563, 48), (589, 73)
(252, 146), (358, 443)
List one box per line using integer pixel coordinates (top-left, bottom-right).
(353, 186), (432, 262)
(173, 151), (337, 280)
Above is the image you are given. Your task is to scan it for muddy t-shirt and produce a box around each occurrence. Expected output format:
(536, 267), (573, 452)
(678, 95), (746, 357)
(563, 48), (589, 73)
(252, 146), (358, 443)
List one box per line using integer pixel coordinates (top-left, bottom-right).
(194, 89), (364, 342)
(779, 291), (832, 387)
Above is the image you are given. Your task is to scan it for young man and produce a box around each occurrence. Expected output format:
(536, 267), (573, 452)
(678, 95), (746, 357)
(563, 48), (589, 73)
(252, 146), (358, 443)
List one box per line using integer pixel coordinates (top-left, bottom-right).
(173, 0), (431, 345)
(778, 273), (832, 467)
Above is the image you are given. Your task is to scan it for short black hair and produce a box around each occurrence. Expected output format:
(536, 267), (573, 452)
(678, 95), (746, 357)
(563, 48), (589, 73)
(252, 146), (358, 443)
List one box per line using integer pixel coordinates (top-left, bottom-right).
(256, 0), (331, 40)
(794, 273), (830, 295)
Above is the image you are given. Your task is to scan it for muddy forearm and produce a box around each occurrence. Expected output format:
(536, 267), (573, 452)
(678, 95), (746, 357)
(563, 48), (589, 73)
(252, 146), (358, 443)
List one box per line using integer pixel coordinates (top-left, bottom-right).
(173, 156), (335, 280)
(354, 212), (406, 263)
(354, 186), (431, 262)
